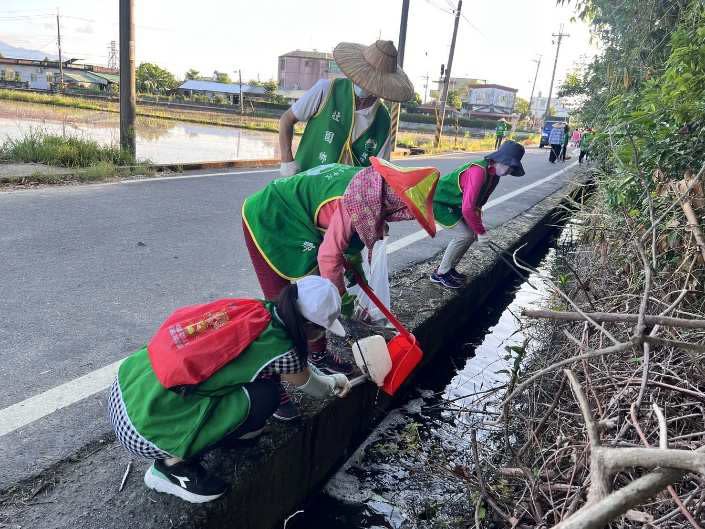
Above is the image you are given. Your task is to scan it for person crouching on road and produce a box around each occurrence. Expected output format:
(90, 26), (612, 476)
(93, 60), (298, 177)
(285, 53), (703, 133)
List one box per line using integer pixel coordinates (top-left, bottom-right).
(108, 276), (351, 504)
(430, 140), (526, 289)
(242, 158), (439, 420)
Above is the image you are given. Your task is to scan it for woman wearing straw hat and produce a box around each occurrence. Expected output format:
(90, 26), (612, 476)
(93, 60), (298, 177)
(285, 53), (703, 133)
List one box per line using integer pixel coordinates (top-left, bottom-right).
(278, 40), (414, 177)
(430, 141), (526, 289)
(242, 158), (438, 419)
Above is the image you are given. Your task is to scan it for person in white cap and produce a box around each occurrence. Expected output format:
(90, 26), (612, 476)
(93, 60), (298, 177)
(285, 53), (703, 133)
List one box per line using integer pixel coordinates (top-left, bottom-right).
(278, 40), (414, 177)
(108, 276), (350, 504)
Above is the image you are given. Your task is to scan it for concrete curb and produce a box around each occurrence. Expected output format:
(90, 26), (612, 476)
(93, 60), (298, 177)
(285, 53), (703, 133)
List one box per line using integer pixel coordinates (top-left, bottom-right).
(0, 172), (587, 529)
(149, 150), (471, 173)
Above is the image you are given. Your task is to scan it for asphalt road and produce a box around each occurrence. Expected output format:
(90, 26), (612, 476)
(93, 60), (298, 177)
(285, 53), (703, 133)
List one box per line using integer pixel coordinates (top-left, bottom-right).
(0, 148), (577, 487)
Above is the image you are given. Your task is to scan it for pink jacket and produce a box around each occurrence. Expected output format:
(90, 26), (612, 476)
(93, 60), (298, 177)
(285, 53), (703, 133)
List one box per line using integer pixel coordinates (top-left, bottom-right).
(316, 199), (352, 293)
(459, 164), (498, 235)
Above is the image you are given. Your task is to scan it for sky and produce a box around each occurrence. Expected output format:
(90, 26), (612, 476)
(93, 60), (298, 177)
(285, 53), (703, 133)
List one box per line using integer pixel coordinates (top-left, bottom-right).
(0, 0), (598, 101)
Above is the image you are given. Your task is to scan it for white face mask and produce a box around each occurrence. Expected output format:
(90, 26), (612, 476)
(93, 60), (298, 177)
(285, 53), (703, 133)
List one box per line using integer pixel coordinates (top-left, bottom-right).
(494, 162), (511, 176)
(354, 84), (371, 99)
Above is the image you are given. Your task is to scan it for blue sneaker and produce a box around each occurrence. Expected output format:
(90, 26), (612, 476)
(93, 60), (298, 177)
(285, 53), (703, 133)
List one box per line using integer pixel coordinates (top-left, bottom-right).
(430, 271), (462, 289)
(447, 268), (467, 283)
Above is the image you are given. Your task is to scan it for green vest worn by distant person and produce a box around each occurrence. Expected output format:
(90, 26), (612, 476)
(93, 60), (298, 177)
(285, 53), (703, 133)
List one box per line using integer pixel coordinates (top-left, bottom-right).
(242, 163), (364, 280)
(580, 132), (594, 150)
(495, 121), (509, 138)
(433, 160), (498, 228)
(295, 78), (392, 171)
(117, 301), (292, 459)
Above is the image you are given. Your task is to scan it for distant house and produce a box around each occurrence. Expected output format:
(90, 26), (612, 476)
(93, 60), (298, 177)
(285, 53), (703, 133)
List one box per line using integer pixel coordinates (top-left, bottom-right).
(462, 84), (518, 118)
(176, 79), (266, 104)
(429, 77), (486, 101)
(0, 57), (118, 92)
(274, 88), (307, 104)
(277, 50), (344, 91)
(530, 93), (570, 118)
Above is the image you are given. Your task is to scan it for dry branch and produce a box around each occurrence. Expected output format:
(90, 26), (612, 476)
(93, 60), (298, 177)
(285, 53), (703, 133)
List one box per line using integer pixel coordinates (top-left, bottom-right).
(522, 309), (705, 329)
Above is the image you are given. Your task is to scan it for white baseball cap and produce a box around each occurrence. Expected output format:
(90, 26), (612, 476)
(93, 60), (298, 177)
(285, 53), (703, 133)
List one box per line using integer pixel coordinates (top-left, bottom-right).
(295, 276), (346, 337)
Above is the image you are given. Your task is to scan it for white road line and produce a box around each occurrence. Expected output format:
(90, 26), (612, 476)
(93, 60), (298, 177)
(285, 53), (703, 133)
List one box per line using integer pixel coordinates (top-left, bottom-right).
(0, 159), (577, 437)
(386, 160), (578, 255)
(0, 360), (123, 437)
(120, 167), (278, 184)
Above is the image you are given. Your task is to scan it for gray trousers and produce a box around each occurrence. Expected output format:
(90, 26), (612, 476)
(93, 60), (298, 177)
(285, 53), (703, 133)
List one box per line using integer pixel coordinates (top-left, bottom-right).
(438, 220), (477, 274)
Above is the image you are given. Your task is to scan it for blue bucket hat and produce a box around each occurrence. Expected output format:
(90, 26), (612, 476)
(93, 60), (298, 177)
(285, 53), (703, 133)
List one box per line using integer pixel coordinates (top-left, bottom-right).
(485, 140), (526, 177)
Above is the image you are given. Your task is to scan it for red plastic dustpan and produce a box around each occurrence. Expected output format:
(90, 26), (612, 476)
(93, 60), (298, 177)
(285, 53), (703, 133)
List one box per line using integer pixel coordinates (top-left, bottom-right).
(347, 267), (423, 395)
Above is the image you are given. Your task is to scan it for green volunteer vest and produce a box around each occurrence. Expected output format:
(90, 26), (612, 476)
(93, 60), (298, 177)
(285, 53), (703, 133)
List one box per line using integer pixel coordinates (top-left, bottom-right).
(295, 78), (391, 171)
(242, 163), (364, 279)
(580, 132), (593, 150)
(495, 121), (509, 137)
(433, 160), (497, 228)
(117, 301), (292, 459)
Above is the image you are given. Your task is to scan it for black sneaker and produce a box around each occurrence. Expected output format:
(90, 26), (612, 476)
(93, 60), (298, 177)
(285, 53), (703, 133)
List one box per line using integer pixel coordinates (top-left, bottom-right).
(430, 271), (462, 289)
(144, 459), (228, 503)
(273, 400), (301, 421)
(310, 350), (354, 375)
(447, 268), (467, 283)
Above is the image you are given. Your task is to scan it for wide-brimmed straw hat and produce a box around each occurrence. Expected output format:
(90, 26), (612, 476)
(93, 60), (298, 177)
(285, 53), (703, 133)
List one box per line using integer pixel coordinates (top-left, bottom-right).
(333, 40), (414, 102)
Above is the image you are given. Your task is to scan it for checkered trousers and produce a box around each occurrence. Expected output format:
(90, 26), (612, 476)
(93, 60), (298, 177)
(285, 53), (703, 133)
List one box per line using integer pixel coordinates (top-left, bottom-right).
(108, 379), (171, 460)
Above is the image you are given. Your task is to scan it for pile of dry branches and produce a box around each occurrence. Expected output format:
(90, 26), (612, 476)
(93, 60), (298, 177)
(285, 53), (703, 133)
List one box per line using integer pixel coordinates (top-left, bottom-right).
(460, 167), (705, 528)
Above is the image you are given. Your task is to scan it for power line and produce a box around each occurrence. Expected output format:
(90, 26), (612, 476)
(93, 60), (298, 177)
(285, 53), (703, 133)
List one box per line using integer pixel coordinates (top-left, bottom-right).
(423, 0), (453, 15)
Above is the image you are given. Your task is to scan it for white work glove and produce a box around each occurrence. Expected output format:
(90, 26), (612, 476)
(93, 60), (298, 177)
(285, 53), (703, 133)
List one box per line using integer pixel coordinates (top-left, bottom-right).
(476, 233), (490, 245)
(279, 160), (300, 177)
(331, 373), (352, 397)
(299, 364), (351, 399)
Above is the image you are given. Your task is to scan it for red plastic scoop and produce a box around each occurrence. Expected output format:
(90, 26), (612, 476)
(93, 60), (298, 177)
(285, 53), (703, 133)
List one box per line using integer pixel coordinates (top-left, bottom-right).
(347, 267), (423, 395)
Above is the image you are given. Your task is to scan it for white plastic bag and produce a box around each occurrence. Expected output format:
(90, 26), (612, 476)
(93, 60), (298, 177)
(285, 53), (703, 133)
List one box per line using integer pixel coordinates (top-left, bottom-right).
(347, 238), (391, 322)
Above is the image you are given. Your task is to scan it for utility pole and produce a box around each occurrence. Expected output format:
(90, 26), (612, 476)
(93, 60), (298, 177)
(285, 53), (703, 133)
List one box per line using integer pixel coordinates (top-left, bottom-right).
(422, 73), (430, 103)
(434, 0), (462, 148)
(528, 55), (541, 126)
(238, 69), (243, 115)
(56, 10), (64, 90)
(390, 0), (410, 153)
(119, 0), (136, 158)
(544, 27), (569, 121)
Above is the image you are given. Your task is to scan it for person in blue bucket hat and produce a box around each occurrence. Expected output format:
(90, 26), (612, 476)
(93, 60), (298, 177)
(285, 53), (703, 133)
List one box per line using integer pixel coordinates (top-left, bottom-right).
(430, 140), (526, 289)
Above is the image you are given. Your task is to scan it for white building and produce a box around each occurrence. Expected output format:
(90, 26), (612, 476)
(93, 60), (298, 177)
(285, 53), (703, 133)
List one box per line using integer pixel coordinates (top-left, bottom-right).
(177, 80), (266, 104)
(530, 92), (570, 118)
(462, 84), (517, 118)
(0, 57), (118, 92)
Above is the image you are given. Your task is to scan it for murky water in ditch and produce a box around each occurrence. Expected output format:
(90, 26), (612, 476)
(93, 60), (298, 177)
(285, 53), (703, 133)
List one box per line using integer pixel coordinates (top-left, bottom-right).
(0, 100), (294, 164)
(286, 226), (579, 529)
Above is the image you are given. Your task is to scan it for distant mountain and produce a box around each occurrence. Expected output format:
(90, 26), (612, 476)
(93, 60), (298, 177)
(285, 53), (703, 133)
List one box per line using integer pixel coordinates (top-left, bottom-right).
(0, 40), (57, 61)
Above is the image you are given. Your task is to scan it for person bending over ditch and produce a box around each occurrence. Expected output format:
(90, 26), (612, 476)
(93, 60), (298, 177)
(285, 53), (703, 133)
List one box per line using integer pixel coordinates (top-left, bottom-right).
(430, 140), (526, 289)
(242, 158), (439, 420)
(108, 276), (351, 503)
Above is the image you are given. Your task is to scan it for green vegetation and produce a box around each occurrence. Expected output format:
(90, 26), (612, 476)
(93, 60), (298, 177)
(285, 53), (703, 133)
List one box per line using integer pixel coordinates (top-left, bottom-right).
(446, 89), (463, 111)
(0, 130), (154, 185)
(0, 89), (289, 135)
(1, 130), (132, 168)
(0, 88), (111, 112)
(136, 62), (178, 94)
(558, 0), (705, 211)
